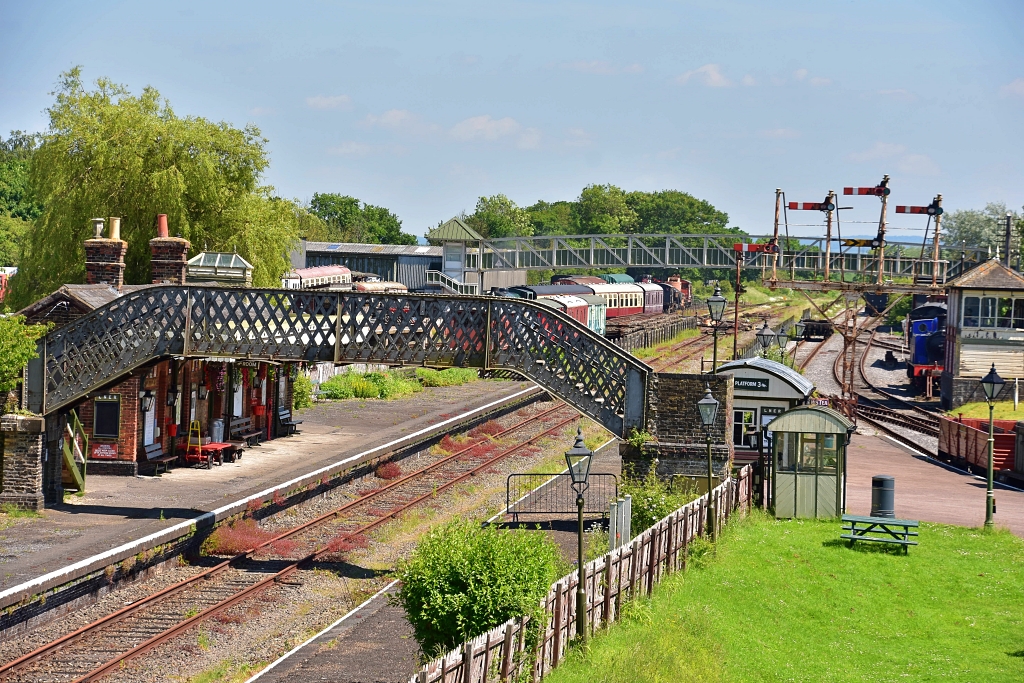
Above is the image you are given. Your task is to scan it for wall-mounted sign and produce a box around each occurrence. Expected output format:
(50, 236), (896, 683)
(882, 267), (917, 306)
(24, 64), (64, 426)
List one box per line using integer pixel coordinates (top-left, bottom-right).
(813, 398), (830, 406)
(90, 443), (118, 459)
(734, 377), (769, 392)
(760, 406), (786, 416)
(238, 360), (261, 368)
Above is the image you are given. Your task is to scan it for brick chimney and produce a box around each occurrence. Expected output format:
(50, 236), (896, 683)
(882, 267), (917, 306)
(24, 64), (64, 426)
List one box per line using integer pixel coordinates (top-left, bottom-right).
(149, 214), (191, 284)
(84, 217), (128, 288)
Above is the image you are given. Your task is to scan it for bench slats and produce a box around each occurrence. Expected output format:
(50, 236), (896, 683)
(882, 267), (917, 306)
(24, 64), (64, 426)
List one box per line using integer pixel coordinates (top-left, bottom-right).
(840, 534), (918, 546)
(842, 514), (919, 527)
(842, 526), (919, 537)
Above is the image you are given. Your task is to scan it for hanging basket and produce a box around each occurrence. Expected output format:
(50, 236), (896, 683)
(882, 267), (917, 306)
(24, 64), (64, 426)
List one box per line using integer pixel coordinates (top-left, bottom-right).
(252, 405), (266, 416)
(166, 423), (178, 437)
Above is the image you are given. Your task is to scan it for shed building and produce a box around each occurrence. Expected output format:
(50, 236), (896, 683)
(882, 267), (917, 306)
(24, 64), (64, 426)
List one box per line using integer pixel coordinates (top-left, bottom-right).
(940, 258), (1024, 409)
(714, 357), (815, 464)
(296, 241), (442, 291)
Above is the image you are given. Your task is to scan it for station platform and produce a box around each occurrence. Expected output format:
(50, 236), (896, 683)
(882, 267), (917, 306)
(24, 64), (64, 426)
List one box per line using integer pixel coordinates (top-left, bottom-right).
(0, 379), (535, 609)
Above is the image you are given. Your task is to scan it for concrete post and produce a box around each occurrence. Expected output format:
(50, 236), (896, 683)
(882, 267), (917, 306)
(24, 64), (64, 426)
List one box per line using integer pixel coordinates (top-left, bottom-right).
(0, 414), (47, 511)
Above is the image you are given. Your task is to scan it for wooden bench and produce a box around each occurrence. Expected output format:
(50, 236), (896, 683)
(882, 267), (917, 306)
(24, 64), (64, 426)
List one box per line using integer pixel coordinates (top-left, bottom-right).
(841, 514), (919, 554)
(229, 417), (263, 447)
(278, 407), (302, 436)
(140, 442), (177, 475)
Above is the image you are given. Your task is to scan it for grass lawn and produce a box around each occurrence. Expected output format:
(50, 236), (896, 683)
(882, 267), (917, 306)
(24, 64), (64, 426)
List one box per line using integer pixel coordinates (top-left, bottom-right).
(547, 512), (1024, 682)
(950, 401), (1024, 421)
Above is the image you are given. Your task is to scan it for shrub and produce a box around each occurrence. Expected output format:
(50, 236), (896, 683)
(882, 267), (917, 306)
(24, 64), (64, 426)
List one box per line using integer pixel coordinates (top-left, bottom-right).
(395, 519), (563, 656)
(416, 367), (479, 387)
(468, 420), (504, 438)
(375, 461), (403, 480)
(318, 370), (422, 400)
(292, 373), (313, 409)
(202, 519), (276, 555)
(620, 463), (699, 533)
(321, 532), (369, 558)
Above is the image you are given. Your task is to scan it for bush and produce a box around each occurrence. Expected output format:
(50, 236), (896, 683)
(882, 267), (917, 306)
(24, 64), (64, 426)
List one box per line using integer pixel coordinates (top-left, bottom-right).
(395, 519), (563, 656)
(620, 463), (699, 533)
(292, 373), (313, 409)
(416, 367), (479, 387)
(375, 461), (402, 480)
(318, 370), (422, 400)
(202, 519), (275, 555)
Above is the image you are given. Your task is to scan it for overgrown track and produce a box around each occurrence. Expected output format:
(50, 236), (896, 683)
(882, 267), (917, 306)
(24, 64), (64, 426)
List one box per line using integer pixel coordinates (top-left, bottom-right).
(0, 403), (580, 683)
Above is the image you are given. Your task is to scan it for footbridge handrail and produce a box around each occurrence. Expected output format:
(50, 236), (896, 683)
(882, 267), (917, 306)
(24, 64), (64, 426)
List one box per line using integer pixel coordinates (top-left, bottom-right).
(27, 286), (650, 436)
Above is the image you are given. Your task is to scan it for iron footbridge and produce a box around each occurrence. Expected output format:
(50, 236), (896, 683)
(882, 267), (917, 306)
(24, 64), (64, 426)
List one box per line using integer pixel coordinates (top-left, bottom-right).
(25, 286), (651, 437)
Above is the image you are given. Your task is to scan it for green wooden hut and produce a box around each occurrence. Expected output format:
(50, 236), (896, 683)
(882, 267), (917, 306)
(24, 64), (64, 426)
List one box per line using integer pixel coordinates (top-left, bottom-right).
(766, 405), (854, 519)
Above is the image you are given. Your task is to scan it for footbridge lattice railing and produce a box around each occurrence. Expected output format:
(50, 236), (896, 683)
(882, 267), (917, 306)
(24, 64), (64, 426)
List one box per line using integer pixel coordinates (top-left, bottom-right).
(26, 287), (650, 437)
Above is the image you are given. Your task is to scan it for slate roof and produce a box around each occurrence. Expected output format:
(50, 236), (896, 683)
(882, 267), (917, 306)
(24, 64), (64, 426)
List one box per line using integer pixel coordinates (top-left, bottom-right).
(425, 217), (483, 242)
(17, 284), (155, 323)
(948, 258), (1024, 291)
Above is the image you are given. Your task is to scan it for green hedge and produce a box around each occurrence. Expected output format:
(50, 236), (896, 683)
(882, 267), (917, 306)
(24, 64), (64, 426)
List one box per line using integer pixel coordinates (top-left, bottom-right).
(318, 371), (422, 400)
(415, 367), (480, 387)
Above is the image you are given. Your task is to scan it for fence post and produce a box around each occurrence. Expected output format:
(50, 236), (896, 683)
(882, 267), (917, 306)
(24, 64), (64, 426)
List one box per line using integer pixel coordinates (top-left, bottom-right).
(551, 583), (563, 667)
(482, 632), (493, 683)
(603, 555), (613, 626)
(500, 624), (514, 682)
(623, 495), (632, 543)
(646, 528), (657, 596)
(628, 539), (638, 598)
(609, 500), (618, 551)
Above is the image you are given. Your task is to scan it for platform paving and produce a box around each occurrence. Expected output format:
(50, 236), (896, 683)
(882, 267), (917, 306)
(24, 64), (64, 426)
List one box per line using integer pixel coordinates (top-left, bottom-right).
(0, 379), (534, 595)
(846, 428), (1024, 536)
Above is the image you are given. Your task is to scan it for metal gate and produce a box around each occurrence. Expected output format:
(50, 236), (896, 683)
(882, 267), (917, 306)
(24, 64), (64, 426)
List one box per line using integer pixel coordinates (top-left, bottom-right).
(506, 473), (618, 521)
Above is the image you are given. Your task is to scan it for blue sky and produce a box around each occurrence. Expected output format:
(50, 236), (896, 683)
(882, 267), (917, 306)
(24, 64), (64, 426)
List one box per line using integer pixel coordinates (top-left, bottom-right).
(1, 0), (1022, 240)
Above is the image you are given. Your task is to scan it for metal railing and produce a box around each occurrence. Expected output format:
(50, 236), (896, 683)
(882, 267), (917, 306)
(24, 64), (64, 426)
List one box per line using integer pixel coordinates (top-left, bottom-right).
(506, 473), (618, 521)
(425, 270), (479, 295)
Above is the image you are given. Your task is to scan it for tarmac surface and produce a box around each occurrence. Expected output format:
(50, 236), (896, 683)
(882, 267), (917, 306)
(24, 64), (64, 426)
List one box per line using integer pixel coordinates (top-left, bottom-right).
(0, 379), (533, 593)
(846, 427), (1024, 536)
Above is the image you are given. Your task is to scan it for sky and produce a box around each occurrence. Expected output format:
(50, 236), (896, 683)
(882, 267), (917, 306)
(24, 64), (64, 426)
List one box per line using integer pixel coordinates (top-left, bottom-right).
(1, 0), (1022, 241)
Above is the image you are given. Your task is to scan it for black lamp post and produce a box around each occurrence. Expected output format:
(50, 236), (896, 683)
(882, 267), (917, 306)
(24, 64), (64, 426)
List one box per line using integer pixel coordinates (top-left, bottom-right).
(980, 363), (1004, 529)
(697, 384), (720, 539)
(756, 321), (776, 359)
(565, 427), (593, 641)
(707, 285), (728, 372)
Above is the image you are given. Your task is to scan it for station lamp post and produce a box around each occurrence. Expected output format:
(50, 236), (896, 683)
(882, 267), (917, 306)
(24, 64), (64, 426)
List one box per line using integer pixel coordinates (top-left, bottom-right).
(980, 364), (1004, 529)
(565, 427), (593, 641)
(756, 321), (776, 359)
(707, 285), (728, 372)
(697, 384), (720, 539)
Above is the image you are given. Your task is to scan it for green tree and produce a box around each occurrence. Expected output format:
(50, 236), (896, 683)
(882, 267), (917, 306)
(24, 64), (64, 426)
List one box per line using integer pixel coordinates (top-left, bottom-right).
(625, 189), (730, 234)
(7, 68), (299, 309)
(526, 199), (578, 235)
(308, 192), (416, 245)
(0, 215), (28, 268)
(465, 194), (533, 238)
(942, 202), (1021, 258)
(0, 315), (47, 402)
(575, 184), (639, 234)
(0, 131), (42, 221)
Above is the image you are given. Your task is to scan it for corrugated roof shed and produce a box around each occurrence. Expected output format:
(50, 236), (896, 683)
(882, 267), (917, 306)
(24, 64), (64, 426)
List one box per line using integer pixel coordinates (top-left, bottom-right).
(304, 242), (442, 256)
(947, 258), (1024, 290)
(765, 405), (854, 434)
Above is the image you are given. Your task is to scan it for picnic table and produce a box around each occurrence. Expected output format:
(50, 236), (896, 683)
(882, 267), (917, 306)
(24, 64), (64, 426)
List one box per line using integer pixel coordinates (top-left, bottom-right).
(841, 514), (919, 554)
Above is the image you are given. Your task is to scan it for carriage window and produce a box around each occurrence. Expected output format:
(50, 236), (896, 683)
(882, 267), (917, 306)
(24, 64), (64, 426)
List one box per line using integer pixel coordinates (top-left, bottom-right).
(998, 298), (1014, 328)
(981, 297), (997, 327)
(963, 297), (979, 327)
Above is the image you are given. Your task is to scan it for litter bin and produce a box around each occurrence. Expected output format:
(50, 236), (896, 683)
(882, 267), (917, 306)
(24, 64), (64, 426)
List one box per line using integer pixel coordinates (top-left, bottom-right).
(871, 475), (895, 518)
(211, 419), (225, 444)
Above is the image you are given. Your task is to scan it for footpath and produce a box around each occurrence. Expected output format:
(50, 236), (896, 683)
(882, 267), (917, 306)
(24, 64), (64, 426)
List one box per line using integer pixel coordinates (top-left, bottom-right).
(0, 379), (534, 608)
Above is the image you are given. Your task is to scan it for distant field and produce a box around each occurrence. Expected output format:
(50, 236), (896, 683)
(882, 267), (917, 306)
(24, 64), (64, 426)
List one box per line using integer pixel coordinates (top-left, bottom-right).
(546, 512), (1024, 683)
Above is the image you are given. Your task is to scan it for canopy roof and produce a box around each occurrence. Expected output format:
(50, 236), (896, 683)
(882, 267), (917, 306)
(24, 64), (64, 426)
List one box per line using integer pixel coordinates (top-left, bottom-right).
(715, 357), (814, 397)
(426, 216), (484, 242)
(766, 405), (854, 434)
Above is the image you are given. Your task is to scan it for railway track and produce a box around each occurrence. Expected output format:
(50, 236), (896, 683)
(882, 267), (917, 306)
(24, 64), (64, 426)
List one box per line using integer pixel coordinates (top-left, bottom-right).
(643, 303), (772, 372)
(0, 403), (580, 683)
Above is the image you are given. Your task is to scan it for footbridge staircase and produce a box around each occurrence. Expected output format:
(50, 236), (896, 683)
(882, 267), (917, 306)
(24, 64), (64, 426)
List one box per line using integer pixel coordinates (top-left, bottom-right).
(25, 286), (650, 437)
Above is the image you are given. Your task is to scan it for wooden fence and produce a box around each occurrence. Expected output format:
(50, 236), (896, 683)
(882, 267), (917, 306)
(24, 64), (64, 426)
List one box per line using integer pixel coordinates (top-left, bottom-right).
(609, 315), (698, 354)
(410, 465), (754, 683)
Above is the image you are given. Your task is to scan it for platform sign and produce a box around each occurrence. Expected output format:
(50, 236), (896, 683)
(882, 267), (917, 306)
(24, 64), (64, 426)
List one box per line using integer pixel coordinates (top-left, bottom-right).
(90, 443), (118, 459)
(734, 377), (770, 392)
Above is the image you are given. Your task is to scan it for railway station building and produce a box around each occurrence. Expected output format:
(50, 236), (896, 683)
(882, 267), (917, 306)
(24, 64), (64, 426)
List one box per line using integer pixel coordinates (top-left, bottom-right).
(941, 258), (1024, 409)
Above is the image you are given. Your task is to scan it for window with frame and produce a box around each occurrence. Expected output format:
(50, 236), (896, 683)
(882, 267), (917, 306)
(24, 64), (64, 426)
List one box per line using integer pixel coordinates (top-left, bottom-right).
(963, 295), (1024, 329)
(733, 410), (756, 448)
(93, 396), (121, 439)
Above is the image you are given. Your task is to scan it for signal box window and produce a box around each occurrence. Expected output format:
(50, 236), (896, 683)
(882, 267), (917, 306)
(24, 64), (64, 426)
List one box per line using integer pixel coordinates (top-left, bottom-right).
(733, 410), (756, 449)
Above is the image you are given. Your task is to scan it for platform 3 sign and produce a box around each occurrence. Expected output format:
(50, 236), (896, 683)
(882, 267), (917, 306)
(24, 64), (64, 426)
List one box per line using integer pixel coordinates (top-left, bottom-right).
(734, 377), (769, 392)
(90, 443), (118, 459)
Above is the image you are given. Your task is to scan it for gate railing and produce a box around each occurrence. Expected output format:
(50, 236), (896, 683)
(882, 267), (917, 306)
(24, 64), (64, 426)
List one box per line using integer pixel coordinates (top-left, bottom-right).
(28, 287), (650, 437)
(506, 473), (617, 521)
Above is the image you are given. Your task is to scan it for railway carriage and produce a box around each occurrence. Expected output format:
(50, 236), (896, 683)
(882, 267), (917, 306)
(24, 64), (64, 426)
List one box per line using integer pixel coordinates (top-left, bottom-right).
(282, 265), (353, 289)
(637, 282), (664, 315)
(586, 283), (644, 318)
(544, 294), (590, 327)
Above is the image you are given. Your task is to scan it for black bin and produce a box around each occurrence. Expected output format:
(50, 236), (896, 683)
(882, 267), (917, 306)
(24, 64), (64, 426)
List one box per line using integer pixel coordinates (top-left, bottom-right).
(871, 475), (895, 518)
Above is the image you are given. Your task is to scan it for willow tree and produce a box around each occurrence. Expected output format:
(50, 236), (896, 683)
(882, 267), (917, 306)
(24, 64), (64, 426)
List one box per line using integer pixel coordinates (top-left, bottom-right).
(8, 68), (299, 308)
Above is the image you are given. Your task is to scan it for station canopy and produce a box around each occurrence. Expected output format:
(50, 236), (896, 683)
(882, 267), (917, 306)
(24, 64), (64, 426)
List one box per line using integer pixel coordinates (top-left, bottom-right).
(715, 357), (814, 399)
(766, 405), (854, 434)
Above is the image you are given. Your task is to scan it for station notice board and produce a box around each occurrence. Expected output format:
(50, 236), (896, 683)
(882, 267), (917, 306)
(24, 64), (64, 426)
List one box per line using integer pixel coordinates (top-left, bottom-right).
(90, 443), (118, 459)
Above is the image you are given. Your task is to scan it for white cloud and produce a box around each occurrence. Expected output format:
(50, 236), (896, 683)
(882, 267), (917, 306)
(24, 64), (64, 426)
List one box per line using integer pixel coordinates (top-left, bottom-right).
(741, 74), (756, 86)
(1000, 78), (1024, 98)
(360, 109), (440, 136)
(676, 64), (732, 87)
(849, 142), (939, 176)
(306, 94), (352, 110)
(517, 128), (542, 149)
(809, 77), (831, 86)
(897, 154), (940, 176)
(761, 128), (800, 140)
(450, 115), (521, 141)
(565, 128), (592, 148)
(849, 142), (907, 162)
(794, 68), (808, 81)
(562, 60), (643, 76)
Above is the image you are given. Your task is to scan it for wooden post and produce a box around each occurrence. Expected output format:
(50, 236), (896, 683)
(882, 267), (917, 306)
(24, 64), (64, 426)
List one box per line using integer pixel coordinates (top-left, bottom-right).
(682, 509), (690, 571)
(603, 556), (613, 626)
(628, 540), (638, 597)
(665, 514), (675, 574)
(932, 194), (943, 285)
(825, 190), (835, 282)
(463, 642), (475, 683)
(418, 671), (428, 683)
(613, 549), (623, 621)
(647, 530), (657, 596)
(772, 188), (781, 281)
(482, 632), (493, 683)
(551, 584), (562, 666)
(500, 625), (514, 682)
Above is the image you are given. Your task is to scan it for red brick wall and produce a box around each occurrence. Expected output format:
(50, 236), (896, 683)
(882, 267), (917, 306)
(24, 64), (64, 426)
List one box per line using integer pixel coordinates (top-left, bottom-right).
(83, 239), (127, 288)
(149, 237), (190, 284)
(79, 375), (139, 462)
